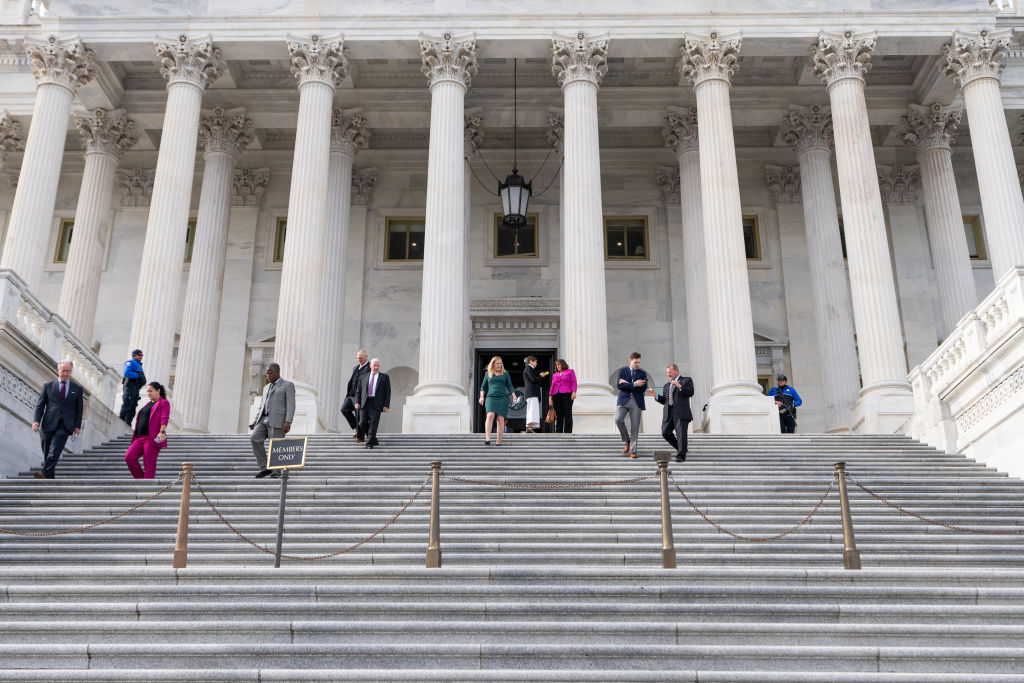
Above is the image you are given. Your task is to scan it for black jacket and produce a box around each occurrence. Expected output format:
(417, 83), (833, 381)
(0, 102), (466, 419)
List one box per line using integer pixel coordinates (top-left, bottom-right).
(346, 363), (371, 398)
(523, 364), (544, 400)
(654, 376), (694, 422)
(34, 380), (84, 433)
(356, 371), (391, 411)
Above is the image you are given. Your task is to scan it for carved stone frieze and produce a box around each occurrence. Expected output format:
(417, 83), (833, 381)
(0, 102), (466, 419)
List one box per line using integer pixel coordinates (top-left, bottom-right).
(764, 164), (802, 205)
(24, 35), (95, 91)
(287, 34), (349, 89)
(901, 102), (961, 154)
(654, 165), (680, 205)
(811, 30), (876, 87)
(877, 164), (921, 204)
(471, 297), (560, 313)
(75, 108), (137, 159)
(330, 107), (369, 155)
(0, 111), (25, 166)
(351, 167), (378, 206)
(232, 167), (269, 207)
(662, 105), (699, 155)
(117, 168), (155, 208)
(464, 111), (484, 156)
(678, 31), (742, 87)
(199, 106), (254, 157)
(420, 33), (477, 89)
(551, 32), (609, 88)
(781, 104), (833, 155)
(942, 29), (1012, 88)
(155, 34), (224, 89)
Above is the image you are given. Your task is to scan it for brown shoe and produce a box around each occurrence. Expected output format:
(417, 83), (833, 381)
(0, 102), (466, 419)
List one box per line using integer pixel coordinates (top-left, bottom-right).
(355, 438), (364, 443)
(33, 471), (48, 479)
(621, 444), (630, 455)
(629, 452), (638, 459)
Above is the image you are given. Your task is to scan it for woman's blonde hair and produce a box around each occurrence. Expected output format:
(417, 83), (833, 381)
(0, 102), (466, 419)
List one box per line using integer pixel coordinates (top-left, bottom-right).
(486, 356), (505, 377)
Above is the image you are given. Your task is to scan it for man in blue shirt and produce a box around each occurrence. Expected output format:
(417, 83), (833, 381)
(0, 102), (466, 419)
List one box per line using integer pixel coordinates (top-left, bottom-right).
(119, 349), (146, 426)
(767, 374), (802, 434)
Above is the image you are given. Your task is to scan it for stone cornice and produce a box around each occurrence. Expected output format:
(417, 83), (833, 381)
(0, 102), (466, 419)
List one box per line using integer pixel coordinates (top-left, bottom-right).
(901, 102), (960, 154)
(662, 105), (698, 154)
(330, 107), (369, 155)
(551, 32), (609, 88)
(287, 34), (349, 90)
(24, 35), (94, 92)
(942, 28), (1012, 88)
(199, 106), (254, 157)
(75, 107), (138, 159)
(812, 30), (876, 87)
(420, 33), (477, 89)
(764, 163), (802, 204)
(155, 34), (224, 90)
(780, 103), (833, 155)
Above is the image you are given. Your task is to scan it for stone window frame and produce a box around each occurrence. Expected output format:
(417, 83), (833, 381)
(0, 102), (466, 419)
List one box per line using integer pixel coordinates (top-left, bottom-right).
(261, 210), (287, 271)
(372, 208), (426, 270)
(491, 212), (540, 260)
(603, 215), (650, 262)
(52, 217), (74, 265)
(272, 216), (287, 263)
(742, 214), (763, 262)
(601, 207), (660, 271)
(184, 216), (198, 265)
(962, 214), (987, 261)
(383, 216), (426, 263)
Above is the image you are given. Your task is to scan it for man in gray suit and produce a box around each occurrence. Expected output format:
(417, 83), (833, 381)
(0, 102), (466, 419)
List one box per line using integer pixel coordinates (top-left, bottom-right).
(249, 363), (296, 479)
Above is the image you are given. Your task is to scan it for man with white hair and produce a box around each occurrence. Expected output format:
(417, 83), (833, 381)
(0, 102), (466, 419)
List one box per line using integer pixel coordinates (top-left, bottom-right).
(354, 358), (391, 449)
(32, 360), (84, 479)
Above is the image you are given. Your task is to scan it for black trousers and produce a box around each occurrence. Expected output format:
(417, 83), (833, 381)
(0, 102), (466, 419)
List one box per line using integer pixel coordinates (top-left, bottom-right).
(360, 407), (383, 445)
(341, 396), (362, 436)
(551, 393), (573, 433)
(39, 427), (70, 478)
(780, 413), (797, 434)
(119, 383), (142, 426)
(661, 417), (689, 459)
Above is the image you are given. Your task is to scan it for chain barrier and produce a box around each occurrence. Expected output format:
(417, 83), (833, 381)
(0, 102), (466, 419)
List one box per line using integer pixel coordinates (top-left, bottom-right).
(669, 472), (836, 542)
(0, 473), (183, 537)
(848, 476), (1024, 535)
(192, 473), (430, 561)
(442, 473), (659, 489)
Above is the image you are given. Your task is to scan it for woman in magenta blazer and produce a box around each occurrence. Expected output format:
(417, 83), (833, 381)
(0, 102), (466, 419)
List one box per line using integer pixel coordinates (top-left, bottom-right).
(124, 381), (170, 479)
(548, 358), (577, 434)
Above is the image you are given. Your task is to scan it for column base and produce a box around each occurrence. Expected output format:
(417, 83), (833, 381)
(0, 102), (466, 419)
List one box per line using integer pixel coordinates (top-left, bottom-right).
(566, 387), (618, 434)
(851, 381), (915, 434)
(705, 386), (780, 434)
(289, 381), (322, 435)
(402, 389), (472, 434)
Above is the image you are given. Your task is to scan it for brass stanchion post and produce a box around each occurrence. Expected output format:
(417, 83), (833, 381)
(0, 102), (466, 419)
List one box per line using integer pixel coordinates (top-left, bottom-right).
(834, 461), (861, 570)
(172, 463), (194, 569)
(654, 452), (677, 569)
(426, 460), (442, 568)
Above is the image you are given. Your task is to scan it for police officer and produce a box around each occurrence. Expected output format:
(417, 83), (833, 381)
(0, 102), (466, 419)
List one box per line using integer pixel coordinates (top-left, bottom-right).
(119, 349), (147, 426)
(767, 374), (802, 434)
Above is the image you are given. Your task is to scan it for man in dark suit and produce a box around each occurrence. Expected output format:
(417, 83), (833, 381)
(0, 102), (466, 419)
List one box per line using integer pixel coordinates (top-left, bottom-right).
(647, 363), (694, 462)
(522, 355), (548, 432)
(355, 358), (391, 449)
(614, 351), (648, 458)
(341, 349), (370, 441)
(32, 360), (85, 479)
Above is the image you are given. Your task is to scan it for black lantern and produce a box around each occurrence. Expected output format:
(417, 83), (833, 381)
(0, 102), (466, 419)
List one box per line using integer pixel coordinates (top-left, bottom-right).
(498, 58), (531, 237)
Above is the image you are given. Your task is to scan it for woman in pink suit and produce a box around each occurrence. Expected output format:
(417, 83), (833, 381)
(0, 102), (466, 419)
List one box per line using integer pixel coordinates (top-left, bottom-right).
(548, 358), (577, 434)
(124, 381), (169, 479)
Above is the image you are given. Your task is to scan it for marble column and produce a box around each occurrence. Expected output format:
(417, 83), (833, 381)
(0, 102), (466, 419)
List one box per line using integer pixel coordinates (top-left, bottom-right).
(943, 29), (1024, 281)
(317, 108), (367, 432)
(780, 104), (860, 432)
(275, 34), (350, 433)
(402, 34), (477, 434)
(812, 31), (913, 433)
(900, 102), (977, 337)
(175, 107), (254, 433)
(0, 36), (94, 292)
(549, 32), (617, 431)
(662, 105), (713, 431)
(129, 35), (224, 388)
(679, 31), (777, 433)
(58, 109), (138, 344)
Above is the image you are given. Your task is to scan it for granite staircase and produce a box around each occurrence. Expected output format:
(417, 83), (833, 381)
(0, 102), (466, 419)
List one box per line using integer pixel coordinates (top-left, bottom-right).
(1, 433), (1023, 681)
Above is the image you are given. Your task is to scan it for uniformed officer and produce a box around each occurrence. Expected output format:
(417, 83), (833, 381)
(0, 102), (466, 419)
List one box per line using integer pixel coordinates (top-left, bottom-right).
(767, 374), (802, 434)
(119, 349), (147, 426)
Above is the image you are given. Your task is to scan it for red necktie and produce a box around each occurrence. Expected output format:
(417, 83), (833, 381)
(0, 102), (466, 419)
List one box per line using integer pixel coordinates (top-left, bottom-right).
(60, 382), (66, 401)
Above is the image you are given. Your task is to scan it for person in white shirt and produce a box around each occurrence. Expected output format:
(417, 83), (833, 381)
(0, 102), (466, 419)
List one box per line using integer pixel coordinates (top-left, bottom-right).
(354, 358), (391, 449)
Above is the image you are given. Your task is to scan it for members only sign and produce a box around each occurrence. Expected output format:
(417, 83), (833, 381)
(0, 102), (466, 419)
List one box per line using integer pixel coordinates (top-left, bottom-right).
(267, 437), (308, 470)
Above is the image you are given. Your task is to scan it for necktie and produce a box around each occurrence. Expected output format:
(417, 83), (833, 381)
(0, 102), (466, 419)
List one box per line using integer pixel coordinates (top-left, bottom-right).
(60, 382), (66, 401)
(369, 374), (376, 397)
(668, 382), (674, 406)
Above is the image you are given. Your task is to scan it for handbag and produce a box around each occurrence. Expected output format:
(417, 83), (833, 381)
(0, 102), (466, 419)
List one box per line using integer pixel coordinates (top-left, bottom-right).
(544, 408), (557, 424)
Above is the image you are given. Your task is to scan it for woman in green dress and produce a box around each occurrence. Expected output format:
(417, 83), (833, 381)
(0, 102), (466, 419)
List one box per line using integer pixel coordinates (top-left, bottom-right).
(478, 356), (514, 446)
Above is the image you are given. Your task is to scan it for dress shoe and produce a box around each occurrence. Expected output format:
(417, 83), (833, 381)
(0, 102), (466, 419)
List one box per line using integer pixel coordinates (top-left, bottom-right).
(484, 440), (490, 446)
(355, 438), (364, 443)
(621, 444), (630, 455)
(255, 470), (272, 479)
(33, 471), (48, 479)
(629, 452), (638, 459)
(675, 454), (686, 462)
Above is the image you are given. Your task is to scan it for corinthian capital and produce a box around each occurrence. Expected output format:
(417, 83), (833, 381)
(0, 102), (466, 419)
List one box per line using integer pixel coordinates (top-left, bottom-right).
(546, 109), (564, 154)
(678, 31), (742, 88)
(0, 111), (25, 166)
(942, 29), (1012, 88)
(900, 102), (961, 154)
(764, 164), (802, 205)
(812, 30), (875, 87)
(155, 34), (224, 89)
(287, 34), (349, 89)
(551, 32), (609, 88)
(877, 164), (921, 204)
(232, 167), (270, 207)
(75, 108), (138, 158)
(464, 109), (484, 156)
(420, 33), (477, 89)
(781, 104), (833, 155)
(662, 105), (699, 155)
(351, 167), (378, 206)
(117, 168), (154, 208)
(24, 35), (95, 92)
(199, 107), (254, 157)
(654, 165), (680, 206)
(331, 108), (370, 155)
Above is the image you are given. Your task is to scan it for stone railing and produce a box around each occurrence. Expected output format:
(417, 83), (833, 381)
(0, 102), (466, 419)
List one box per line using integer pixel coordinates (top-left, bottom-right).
(0, 269), (121, 411)
(910, 267), (1024, 478)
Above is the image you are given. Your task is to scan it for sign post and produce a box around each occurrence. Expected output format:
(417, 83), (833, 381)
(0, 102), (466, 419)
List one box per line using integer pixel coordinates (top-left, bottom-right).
(267, 437), (308, 568)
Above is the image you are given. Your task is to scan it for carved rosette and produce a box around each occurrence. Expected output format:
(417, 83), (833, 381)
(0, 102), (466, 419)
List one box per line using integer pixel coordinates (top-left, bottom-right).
(781, 104), (833, 155)
(464, 111), (484, 156)
(117, 168), (155, 208)
(877, 164), (921, 204)
(764, 164), (802, 205)
(351, 167), (378, 206)
(812, 30), (876, 87)
(330, 108), (369, 156)
(900, 102), (961, 154)
(232, 167), (270, 207)
(0, 111), (25, 166)
(943, 29), (1012, 88)
(678, 31), (742, 88)
(199, 106), (254, 157)
(662, 105), (699, 155)
(155, 34), (224, 90)
(551, 33), (609, 88)
(287, 34), (350, 89)
(420, 33), (477, 89)
(75, 108), (138, 159)
(546, 109), (564, 154)
(24, 35), (95, 92)
(654, 165), (680, 205)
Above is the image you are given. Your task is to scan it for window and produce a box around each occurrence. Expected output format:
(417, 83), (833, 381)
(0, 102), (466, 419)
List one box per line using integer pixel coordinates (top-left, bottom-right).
(493, 213), (538, 258)
(604, 216), (649, 261)
(757, 375), (772, 394)
(837, 216), (848, 259)
(384, 217), (425, 261)
(963, 216), (986, 260)
(273, 217), (287, 262)
(742, 215), (761, 261)
(53, 218), (73, 264)
(184, 218), (197, 263)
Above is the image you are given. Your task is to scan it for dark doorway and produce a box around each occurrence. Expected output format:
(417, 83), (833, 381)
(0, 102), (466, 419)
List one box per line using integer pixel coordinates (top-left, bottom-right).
(473, 348), (556, 433)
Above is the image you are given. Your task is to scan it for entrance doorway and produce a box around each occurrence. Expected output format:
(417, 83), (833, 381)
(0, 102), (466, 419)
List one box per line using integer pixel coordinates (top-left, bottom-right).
(473, 348), (556, 433)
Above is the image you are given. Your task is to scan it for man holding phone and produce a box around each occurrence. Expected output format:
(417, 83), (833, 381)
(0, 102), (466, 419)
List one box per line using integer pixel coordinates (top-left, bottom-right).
(613, 352), (648, 458)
